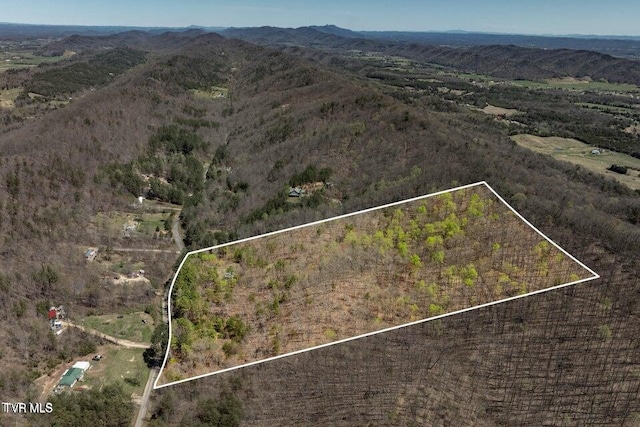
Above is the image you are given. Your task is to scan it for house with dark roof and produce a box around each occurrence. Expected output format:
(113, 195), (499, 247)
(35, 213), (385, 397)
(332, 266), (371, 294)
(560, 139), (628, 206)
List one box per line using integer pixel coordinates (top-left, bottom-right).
(288, 187), (304, 197)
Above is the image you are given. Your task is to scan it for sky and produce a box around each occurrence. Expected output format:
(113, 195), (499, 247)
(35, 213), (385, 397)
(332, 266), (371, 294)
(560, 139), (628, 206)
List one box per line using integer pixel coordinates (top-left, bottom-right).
(1, 0), (639, 36)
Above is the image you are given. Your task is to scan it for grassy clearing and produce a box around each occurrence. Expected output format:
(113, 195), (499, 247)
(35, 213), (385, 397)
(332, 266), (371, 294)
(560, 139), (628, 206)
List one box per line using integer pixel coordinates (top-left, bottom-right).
(91, 211), (171, 237)
(99, 254), (146, 276)
(81, 347), (149, 396)
(142, 199), (181, 212)
(134, 212), (167, 235)
(512, 134), (640, 190)
(483, 105), (520, 116)
(79, 312), (154, 343)
(0, 87), (21, 109)
(191, 86), (229, 99)
(457, 72), (496, 83)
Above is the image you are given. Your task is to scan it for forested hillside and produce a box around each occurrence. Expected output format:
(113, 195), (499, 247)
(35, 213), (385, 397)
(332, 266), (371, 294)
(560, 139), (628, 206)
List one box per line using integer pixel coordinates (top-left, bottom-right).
(0, 28), (637, 426)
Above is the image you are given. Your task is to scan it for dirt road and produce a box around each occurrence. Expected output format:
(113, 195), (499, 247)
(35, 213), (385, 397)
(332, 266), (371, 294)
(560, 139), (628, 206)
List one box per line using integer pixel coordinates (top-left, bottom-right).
(171, 214), (185, 253)
(62, 321), (151, 349)
(111, 247), (180, 254)
(133, 367), (159, 427)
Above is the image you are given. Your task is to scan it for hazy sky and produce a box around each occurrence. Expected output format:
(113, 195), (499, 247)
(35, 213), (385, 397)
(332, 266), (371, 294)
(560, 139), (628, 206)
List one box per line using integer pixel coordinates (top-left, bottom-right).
(2, 0), (639, 36)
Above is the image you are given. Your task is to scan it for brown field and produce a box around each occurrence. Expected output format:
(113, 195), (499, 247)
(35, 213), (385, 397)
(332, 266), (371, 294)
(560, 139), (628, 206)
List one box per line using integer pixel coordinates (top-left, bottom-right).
(482, 104), (520, 116)
(159, 183), (594, 385)
(0, 88), (21, 109)
(512, 134), (640, 190)
(625, 123), (640, 135)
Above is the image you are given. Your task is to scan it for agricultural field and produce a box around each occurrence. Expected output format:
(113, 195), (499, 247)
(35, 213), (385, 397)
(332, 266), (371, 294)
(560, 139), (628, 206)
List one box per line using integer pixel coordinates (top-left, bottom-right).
(454, 72), (640, 92)
(512, 77), (639, 92)
(512, 134), (640, 190)
(78, 312), (155, 343)
(159, 184), (594, 385)
(0, 51), (68, 73)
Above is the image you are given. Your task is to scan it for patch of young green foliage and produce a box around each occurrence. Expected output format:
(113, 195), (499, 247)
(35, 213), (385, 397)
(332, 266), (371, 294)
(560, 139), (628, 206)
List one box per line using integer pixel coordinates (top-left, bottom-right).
(149, 124), (205, 155)
(172, 255), (249, 360)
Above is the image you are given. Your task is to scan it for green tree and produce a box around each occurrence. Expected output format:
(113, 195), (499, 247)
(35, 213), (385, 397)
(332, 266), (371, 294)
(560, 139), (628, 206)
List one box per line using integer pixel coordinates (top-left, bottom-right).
(44, 384), (133, 427)
(32, 265), (59, 296)
(194, 390), (243, 426)
(224, 316), (249, 342)
(144, 323), (169, 368)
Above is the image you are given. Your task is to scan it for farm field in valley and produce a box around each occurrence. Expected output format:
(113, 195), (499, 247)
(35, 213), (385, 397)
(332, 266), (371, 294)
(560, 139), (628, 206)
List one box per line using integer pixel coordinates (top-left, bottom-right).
(512, 134), (640, 190)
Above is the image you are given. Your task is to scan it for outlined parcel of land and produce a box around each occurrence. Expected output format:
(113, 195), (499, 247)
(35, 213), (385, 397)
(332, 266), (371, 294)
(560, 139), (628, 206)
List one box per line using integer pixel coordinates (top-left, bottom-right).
(157, 182), (597, 387)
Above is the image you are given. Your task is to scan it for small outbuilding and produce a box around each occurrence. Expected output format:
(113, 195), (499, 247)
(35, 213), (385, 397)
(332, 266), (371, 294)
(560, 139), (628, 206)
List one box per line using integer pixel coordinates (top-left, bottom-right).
(84, 248), (98, 261)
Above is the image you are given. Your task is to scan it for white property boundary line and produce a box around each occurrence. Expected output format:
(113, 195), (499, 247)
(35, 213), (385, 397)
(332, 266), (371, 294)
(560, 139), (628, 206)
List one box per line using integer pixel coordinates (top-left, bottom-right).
(154, 181), (599, 389)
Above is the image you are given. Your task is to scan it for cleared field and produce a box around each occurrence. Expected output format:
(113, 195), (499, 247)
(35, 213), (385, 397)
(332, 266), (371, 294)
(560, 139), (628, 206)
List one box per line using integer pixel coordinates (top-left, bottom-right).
(456, 72), (497, 83)
(81, 347), (149, 397)
(79, 312), (154, 343)
(191, 86), (229, 99)
(0, 88), (21, 109)
(512, 78), (639, 92)
(512, 134), (640, 190)
(0, 52), (67, 73)
(455, 71), (639, 92)
(624, 123), (640, 135)
(90, 211), (171, 238)
(159, 183), (595, 385)
(482, 104), (520, 116)
(143, 199), (181, 211)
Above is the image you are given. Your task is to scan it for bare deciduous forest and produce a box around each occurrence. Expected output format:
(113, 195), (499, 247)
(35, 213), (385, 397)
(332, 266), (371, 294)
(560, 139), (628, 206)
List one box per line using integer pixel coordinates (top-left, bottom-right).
(0, 24), (637, 426)
(161, 184), (593, 385)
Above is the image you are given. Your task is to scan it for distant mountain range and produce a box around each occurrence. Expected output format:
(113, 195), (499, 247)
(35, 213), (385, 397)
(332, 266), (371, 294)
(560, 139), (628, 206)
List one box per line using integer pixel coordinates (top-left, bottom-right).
(0, 22), (224, 40)
(23, 23), (640, 86)
(215, 26), (640, 85)
(2, 22), (639, 57)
